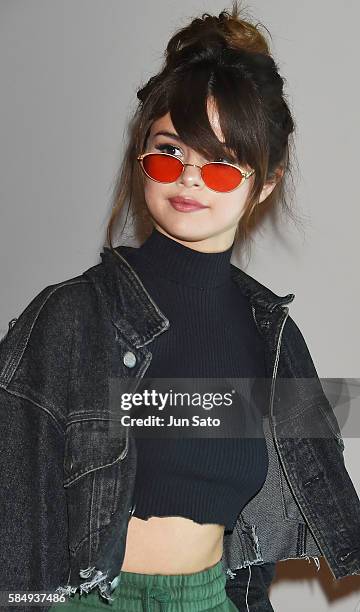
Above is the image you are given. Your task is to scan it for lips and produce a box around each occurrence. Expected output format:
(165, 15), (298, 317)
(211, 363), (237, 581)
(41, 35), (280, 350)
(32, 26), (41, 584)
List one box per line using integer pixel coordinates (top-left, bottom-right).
(169, 197), (208, 212)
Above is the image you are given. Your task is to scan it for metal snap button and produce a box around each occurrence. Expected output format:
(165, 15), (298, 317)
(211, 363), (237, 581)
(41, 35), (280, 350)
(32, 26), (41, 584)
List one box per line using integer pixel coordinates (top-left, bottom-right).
(123, 351), (137, 368)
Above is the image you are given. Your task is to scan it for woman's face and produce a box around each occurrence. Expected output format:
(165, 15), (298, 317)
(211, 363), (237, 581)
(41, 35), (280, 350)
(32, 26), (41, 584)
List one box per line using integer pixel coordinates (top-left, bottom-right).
(141, 99), (276, 252)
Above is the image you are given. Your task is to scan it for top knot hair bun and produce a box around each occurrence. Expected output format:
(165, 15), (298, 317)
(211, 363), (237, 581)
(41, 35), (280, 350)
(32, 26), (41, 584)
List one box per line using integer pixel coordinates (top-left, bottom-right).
(137, 2), (274, 106)
(165, 1), (270, 70)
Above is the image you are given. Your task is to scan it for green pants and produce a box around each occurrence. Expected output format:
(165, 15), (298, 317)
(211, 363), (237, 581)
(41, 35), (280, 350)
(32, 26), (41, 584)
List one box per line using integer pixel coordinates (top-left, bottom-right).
(51, 559), (238, 611)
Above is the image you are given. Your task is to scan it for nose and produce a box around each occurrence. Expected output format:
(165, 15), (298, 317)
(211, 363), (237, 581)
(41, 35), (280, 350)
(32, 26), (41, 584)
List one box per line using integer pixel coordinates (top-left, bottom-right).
(177, 162), (203, 189)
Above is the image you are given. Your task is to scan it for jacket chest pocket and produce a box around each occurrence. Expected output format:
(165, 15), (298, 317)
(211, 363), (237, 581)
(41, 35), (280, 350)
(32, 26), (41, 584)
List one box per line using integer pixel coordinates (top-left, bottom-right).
(63, 418), (127, 486)
(63, 418), (128, 554)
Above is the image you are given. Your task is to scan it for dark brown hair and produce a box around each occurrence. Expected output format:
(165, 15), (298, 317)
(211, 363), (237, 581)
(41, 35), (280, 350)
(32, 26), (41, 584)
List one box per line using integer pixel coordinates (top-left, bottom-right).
(106, 1), (301, 260)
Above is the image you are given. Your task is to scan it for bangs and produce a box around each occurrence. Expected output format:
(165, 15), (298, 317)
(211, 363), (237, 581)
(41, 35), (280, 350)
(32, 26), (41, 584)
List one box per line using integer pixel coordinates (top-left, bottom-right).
(165, 64), (266, 168)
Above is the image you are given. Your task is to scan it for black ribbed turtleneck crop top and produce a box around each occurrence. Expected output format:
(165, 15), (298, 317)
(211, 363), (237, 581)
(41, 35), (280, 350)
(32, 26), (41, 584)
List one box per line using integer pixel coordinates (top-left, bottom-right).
(118, 228), (269, 532)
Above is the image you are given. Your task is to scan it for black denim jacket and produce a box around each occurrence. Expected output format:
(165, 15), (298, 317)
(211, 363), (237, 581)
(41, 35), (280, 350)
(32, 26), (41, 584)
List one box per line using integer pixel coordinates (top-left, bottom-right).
(1, 245), (359, 610)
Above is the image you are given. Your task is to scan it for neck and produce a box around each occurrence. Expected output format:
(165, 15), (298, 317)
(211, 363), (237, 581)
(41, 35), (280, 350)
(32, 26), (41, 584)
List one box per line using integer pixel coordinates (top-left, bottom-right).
(133, 227), (234, 289)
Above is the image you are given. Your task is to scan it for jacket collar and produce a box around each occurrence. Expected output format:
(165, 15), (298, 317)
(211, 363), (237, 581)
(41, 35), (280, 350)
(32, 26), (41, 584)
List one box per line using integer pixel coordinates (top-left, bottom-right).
(84, 245), (295, 349)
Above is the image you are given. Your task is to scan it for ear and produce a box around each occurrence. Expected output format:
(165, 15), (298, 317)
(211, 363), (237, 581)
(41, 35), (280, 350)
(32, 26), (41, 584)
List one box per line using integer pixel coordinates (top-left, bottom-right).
(258, 180), (277, 204)
(258, 167), (284, 204)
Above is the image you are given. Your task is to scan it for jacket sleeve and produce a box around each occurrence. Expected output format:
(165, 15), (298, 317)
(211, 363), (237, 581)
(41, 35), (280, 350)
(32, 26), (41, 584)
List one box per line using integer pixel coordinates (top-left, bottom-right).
(0, 388), (69, 610)
(281, 314), (345, 454)
(0, 283), (79, 610)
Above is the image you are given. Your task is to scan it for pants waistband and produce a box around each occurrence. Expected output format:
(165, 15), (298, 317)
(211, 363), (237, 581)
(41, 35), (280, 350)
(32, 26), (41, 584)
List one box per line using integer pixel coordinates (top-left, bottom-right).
(110, 559), (228, 611)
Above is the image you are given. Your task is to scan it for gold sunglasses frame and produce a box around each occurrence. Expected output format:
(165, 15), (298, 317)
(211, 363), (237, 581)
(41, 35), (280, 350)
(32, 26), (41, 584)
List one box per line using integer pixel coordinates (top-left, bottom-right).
(136, 152), (255, 193)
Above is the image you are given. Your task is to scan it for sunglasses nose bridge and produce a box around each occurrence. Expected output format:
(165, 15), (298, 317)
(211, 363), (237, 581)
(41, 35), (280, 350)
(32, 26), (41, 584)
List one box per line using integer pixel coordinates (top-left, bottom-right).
(180, 161), (204, 183)
(183, 162), (202, 169)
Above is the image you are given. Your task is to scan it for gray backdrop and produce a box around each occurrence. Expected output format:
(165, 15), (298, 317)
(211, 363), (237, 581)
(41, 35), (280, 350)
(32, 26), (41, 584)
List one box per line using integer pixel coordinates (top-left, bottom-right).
(0, 1), (359, 609)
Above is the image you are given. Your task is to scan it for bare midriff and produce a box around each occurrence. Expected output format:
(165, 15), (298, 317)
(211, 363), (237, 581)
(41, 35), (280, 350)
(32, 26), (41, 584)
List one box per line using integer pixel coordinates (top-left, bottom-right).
(121, 515), (225, 575)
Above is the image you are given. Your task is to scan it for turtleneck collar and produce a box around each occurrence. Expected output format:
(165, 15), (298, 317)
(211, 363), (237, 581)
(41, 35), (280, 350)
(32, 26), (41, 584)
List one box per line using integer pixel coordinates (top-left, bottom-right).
(133, 227), (234, 289)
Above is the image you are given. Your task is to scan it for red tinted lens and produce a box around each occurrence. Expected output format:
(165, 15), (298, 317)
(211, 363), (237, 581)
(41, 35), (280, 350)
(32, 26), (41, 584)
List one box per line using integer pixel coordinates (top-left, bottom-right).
(202, 163), (243, 192)
(142, 154), (183, 182)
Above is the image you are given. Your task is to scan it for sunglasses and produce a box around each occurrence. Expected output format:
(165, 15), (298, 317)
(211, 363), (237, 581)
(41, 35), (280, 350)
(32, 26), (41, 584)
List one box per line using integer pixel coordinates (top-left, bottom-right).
(137, 152), (255, 193)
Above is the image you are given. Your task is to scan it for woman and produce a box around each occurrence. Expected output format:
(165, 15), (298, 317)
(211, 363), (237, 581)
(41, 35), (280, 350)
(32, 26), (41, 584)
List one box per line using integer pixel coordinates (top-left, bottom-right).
(1, 3), (359, 612)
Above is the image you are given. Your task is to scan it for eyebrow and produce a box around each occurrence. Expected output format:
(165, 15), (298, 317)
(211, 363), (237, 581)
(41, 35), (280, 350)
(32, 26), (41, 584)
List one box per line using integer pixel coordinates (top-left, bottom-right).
(151, 131), (183, 142)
